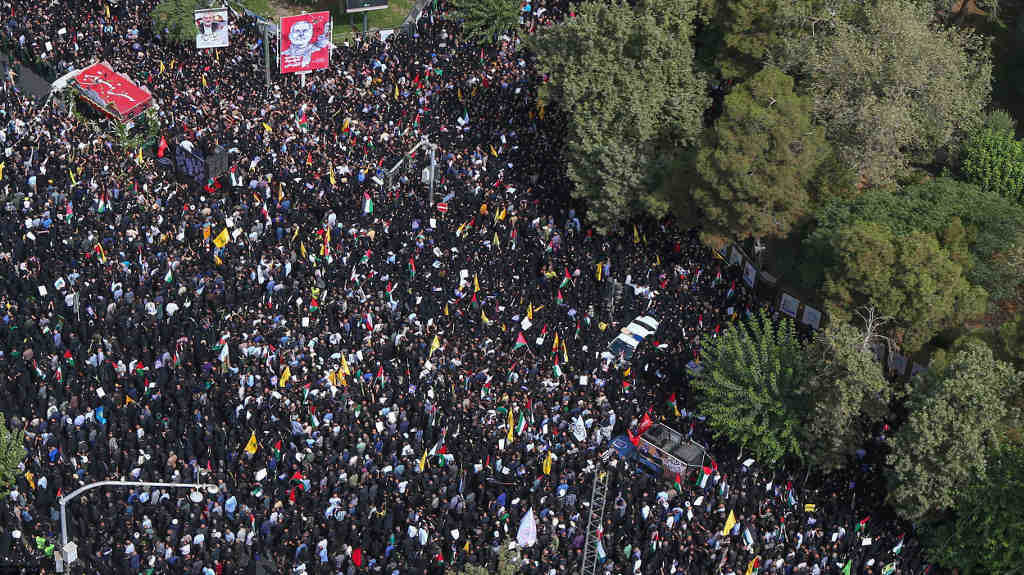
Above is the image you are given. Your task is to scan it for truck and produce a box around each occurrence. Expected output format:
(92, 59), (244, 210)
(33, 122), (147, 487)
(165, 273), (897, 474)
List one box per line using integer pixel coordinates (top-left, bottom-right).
(606, 423), (709, 479)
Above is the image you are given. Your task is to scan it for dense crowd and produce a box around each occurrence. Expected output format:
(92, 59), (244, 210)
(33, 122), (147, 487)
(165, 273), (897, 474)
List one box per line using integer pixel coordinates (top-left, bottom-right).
(0, 0), (927, 574)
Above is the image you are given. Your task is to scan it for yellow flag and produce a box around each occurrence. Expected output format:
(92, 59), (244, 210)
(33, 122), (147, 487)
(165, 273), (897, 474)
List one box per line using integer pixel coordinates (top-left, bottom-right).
(458, 87), (463, 102)
(125, 395), (135, 406)
(244, 431), (258, 455)
(527, 303), (533, 320)
(444, 303), (450, 316)
(490, 144), (498, 157)
(342, 117), (351, 132)
(279, 365), (292, 388)
(497, 206), (506, 221)
(340, 355), (351, 376)
(0, 162), (4, 181)
(419, 449), (428, 472)
(473, 275), (480, 293)
(561, 339), (569, 363)
(722, 510), (737, 536)
(329, 164), (336, 187)
(394, 84), (399, 100)
(201, 75), (207, 89)
(746, 557), (761, 575)
(263, 122), (272, 133)
(213, 228), (230, 248)
(105, 3), (110, 18)
(463, 540), (470, 553)
(24, 471), (35, 490)
(327, 369), (337, 386)
(542, 451), (552, 475)
(481, 309), (490, 324)
(552, 332), (559, 354)
(300, 242), (307, 259)
(159, 60), (165, 75)
(169, 59), (175, 70)
(506, 424), (514, 444)
(633, 224), (640, 244)
(136, 147), (143, 164)
(596, 261), (602, 281)
(429, 335), (441, 357)
(656, 254), (661, 266)
(493, 231), (500, 247)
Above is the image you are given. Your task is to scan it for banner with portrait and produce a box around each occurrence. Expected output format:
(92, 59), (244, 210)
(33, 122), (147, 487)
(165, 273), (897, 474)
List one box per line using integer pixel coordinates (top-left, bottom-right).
(279, 12), (332, 74)
(194, 8), (229, 49)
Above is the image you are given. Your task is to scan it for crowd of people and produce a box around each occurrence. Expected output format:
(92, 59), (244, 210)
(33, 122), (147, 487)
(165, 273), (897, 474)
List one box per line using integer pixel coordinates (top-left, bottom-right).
(0, 0), (928, 574)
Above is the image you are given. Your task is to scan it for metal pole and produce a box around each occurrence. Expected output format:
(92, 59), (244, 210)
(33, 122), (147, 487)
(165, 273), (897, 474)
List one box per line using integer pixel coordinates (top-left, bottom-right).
(428, 144), (436, 206)
(59, 481), (218, 568)
(263, 25), (271, 88)
(363, 12), (368, 36)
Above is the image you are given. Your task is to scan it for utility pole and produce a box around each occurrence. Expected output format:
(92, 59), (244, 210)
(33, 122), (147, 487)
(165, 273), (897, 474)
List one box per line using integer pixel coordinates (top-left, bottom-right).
(262, 22), (272, 89)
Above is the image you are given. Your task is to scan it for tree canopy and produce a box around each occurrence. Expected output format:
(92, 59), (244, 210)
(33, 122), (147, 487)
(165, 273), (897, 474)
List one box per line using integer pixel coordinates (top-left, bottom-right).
(820, 221), (987, 352)
(887, 341), (1021, 519)
(803, 178), (1024, 303)
(923, 442), (1024, 575)
(798, 317), (892, 471)
(961, 119), (1024, 203)
(690, 66), (828, 246)
(452, 0), (522, 43)
(531, 0), (708, 231)
(0, 414), (26, 496)
(801, 0), (991, 184)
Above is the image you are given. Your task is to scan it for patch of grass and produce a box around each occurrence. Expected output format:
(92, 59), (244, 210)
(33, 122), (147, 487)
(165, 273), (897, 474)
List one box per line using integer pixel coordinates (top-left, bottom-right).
(332, 0), (415, 40)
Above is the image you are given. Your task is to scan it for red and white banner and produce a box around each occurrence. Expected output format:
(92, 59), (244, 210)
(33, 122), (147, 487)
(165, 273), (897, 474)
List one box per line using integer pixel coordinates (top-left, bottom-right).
(74, 62), (153, 119)
(279, 12), (332, 74)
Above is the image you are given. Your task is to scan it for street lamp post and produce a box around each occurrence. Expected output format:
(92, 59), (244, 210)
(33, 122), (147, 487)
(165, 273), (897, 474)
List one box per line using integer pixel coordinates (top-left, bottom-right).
(57, 481), (219, 572)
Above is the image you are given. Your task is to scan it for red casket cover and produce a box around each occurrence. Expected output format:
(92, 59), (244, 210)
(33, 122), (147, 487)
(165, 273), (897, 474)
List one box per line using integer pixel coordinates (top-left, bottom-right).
(74, 62), (153, 119)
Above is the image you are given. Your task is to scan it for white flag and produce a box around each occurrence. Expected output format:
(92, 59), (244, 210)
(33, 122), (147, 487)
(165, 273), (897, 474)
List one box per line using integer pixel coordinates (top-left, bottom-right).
(570, 416), (587, 442)
(517, 508), (537, 548)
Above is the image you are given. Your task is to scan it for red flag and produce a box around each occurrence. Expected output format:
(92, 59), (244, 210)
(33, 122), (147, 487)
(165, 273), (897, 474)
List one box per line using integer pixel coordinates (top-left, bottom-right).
(157, 136), (168, 158)
(627, 429), (640, 447)
(352, 547), (363, 567)
(638, 413), (654, 434)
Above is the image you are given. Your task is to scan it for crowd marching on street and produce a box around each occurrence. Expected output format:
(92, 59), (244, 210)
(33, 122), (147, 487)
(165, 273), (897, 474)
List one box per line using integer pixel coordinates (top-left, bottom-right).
(0, 0), (927, 574)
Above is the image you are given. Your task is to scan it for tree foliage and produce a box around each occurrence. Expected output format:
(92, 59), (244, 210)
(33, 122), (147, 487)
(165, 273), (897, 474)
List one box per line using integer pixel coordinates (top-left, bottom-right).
(0, 414), (26, 496)
(693, 312), (814, 465)
(531, 0), (708, 231)
(820, 221), (987, 352)
(452, 0), (521, 43)
(799, 318), (892, 471)
(152, 0), (204, 45)
(887, 341), (1021, 520)
(803, 178), (1024, 303)
(961, 122), (1024, 203)
(800, 0), (991, 184)
(923, 442), (1024, 575)
(691, 66), (828, 246)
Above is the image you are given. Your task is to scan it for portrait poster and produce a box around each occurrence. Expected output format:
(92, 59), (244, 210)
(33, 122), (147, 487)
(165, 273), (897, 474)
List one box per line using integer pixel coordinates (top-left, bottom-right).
(742, 261), (757, 288)
(779, 293), (800, 318)
(280, 12), (332, 74)
(801, 305), (822, 330)
(195, 8), (229, 49)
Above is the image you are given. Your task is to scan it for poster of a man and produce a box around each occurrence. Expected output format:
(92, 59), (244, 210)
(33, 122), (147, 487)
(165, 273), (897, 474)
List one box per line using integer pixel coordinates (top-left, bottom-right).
(279, 12), (332, 74)
(194, 8), (229, 49)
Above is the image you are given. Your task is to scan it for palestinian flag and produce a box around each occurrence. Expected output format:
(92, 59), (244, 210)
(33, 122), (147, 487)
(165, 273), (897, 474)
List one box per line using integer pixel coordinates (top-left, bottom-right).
(696, 465), (712, 488)
(556, 290), (564, 306)
(513, 332), (528, 351)
(560, 268), (572, 289)
(272, 440), (283, 460)
(362, 192), (373, 215)
(536, 324), (548, 347)
(855, 516), (870, 534)
(515, 412), (527, 436)
(667, 393), (681, 417)
(309, 297), (319, 313)
(673, 473), (682, 492)
(408, 257), (416, 280)
(470, 293), (480, 309)
(553, 357), (563, 378)
(745, 556), (761, 575)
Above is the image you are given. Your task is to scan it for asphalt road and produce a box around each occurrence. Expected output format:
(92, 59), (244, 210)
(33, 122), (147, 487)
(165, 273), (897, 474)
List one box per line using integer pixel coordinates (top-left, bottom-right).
(0, 50), (55, 100)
